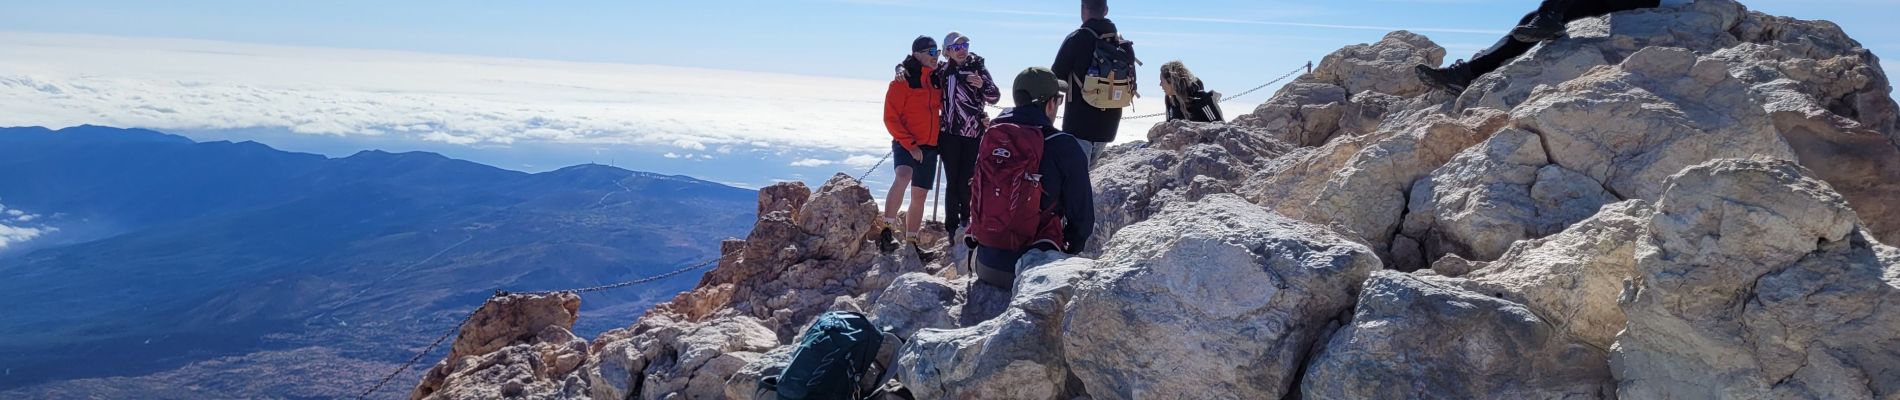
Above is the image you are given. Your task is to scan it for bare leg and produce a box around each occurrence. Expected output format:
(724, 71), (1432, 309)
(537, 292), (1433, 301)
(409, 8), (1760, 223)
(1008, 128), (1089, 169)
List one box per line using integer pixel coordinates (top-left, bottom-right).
(906, 186), (929, 237)
(884, 166), (913, 222)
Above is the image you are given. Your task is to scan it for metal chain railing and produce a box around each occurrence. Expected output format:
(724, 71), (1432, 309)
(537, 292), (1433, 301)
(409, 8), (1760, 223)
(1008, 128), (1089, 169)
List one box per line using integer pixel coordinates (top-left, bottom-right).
(981, 61), (1313, 121)
(356, 251), (735, 399)
(857, 153), (890, 183)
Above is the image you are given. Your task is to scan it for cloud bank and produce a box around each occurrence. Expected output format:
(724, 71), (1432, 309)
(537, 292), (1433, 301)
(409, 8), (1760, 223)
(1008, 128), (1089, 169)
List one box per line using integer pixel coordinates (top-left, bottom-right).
(0, 32), (909, 154)
(0, 32), (1175, 159)
(0, 202), (51, 250)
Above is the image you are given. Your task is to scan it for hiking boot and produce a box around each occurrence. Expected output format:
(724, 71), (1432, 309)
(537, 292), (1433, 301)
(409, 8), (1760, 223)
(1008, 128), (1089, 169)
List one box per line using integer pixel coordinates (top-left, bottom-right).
(1511, 6), (1569, 42)
(1415, 61), (1476, 94)
(877, 227), (899, 253)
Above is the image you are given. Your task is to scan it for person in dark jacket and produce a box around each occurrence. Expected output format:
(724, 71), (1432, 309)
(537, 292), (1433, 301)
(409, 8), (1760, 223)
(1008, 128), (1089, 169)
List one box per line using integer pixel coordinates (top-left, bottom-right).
(934, 31), (1001, 243)
(1052, 0), (1128, 166)
(1160, 60), (1224, 123)
(1415, 0), (1671, 93)
(973, 67), (1095, 291)
(883, 35), (944, 242)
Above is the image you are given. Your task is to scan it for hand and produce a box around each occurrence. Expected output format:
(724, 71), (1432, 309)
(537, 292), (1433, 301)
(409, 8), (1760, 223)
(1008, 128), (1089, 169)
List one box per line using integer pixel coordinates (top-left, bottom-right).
(908, 148), (924, 162)
(967, 74), (985, 88)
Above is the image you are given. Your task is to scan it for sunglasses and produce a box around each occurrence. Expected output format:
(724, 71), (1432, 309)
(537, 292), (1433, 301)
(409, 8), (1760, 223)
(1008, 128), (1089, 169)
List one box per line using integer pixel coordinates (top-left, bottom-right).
(947, 43), (969, 51)
(920, 48), (940, 57)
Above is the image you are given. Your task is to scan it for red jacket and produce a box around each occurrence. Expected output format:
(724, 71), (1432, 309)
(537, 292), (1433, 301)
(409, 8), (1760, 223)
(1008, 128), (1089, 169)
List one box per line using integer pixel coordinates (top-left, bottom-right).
(884, 64), (943, 152)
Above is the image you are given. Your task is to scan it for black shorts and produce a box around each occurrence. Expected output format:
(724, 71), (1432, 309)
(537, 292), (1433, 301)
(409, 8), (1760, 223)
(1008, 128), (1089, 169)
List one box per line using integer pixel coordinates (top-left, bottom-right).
(891, 141), (940, 190)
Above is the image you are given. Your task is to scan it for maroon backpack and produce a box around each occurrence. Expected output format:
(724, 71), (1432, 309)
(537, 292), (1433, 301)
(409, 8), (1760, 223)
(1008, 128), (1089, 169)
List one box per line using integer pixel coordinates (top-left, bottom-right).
(969, 123), (1069, 253)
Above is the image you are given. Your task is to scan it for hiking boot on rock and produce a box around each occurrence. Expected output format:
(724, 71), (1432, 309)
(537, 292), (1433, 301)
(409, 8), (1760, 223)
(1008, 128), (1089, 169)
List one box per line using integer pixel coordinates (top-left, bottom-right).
(1511, 4), (1569, 42)
(1415, 60), (1477, 94)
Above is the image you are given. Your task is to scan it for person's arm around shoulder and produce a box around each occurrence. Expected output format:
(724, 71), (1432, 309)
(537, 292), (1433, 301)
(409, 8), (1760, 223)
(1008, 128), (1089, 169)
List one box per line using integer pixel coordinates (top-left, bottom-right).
(1055, 133), (1095, 254)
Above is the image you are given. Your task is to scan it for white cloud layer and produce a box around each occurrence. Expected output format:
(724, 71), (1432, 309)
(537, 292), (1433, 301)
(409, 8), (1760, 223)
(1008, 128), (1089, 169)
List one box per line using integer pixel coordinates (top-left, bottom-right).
(0, 32), (1170, 157)
(0, 202), (51, 250)
(0, 32), (909, 153)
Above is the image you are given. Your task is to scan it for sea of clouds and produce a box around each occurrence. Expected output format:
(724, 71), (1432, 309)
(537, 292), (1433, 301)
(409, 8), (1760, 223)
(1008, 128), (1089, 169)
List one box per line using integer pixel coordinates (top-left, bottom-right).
(0, 32), (1169, 172)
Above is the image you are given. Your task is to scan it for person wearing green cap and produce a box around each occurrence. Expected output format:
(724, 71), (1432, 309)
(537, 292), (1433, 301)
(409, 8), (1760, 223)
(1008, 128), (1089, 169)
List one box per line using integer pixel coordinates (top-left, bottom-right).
(965, 67), (1095, 291)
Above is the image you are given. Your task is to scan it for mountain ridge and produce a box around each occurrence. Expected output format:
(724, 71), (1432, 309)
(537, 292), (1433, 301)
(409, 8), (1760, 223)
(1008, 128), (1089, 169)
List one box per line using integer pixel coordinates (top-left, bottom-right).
(0, 125), (759, 396)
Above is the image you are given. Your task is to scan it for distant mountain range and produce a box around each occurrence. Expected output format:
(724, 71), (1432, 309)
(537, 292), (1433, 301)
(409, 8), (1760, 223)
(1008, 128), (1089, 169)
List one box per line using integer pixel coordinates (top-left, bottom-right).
(0, 126), (757, 398)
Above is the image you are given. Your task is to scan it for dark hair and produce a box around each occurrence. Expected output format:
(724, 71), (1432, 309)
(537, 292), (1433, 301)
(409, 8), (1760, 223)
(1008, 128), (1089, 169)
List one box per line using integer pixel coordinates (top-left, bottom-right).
(1082, 0), (1108, 18)
(1013, 90), (1044, 109)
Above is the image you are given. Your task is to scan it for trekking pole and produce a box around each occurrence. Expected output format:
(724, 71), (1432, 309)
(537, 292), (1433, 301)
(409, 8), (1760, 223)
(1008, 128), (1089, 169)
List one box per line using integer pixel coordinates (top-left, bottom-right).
(932, 159), (942, 223)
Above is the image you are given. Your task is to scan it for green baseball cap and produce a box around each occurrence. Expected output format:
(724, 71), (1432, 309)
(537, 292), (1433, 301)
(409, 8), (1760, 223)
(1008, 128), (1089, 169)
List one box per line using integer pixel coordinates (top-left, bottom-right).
(1012, 67), (1069, 104)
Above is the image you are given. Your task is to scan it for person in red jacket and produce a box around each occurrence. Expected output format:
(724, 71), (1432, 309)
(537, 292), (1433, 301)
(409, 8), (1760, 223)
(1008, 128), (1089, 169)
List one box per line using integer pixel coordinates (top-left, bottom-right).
(882, 36), (944, 243)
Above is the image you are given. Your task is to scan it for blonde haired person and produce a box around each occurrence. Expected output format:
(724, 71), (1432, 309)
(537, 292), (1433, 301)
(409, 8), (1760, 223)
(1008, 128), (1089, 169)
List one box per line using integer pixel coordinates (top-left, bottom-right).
(1159, 61), (1223, 123)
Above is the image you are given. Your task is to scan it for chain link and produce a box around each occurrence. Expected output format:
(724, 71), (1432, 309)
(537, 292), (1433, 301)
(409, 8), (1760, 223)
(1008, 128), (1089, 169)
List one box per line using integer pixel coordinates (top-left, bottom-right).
(978, 61), (1312, 121)
(357, 251), (737, 399)
(1215, 61), (1313, 105)
(515, 253), (729, 296)
(856, 152), (890, 183)
(358, 303), (487, 399)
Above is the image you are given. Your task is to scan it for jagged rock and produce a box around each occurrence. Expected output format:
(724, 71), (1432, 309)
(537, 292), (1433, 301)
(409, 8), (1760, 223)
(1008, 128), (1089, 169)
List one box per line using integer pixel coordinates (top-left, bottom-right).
(1452, 0), (1900, 245)
(1613, 157), (1900, 398)
(1235, 31), (1446, 146)
(1399, 128), (1617, 266)
(658, 174), (920, 338)
(795, 174), (882, 263)
(1517, 46), (1797, 202)
(1311, 30), (1447, 99)
(1087, 121), (1293, 255)
(895, 257), (1091, 400)
(412, 293), (588, 400)
(867, 272), (961, 339)
(1063, 195), (1380, 399)
(1302, 271), (1614, 399)
(724, 345), (794, 400)
(587, 314), (778, 400)
(757, 182), (811, 217)
(1429, 253), (1482, 278)
(1455, 0), (1751, 112)
(1716, 18), (1900, 245)
(578, 174), (935, 400)
(1459, 200), (1652, 349)
(1244, 109), (1511, 262)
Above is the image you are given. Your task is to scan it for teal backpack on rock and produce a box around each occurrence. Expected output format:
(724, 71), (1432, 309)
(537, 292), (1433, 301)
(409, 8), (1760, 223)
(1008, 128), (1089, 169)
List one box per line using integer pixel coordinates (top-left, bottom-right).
(760, 311), (886, 400)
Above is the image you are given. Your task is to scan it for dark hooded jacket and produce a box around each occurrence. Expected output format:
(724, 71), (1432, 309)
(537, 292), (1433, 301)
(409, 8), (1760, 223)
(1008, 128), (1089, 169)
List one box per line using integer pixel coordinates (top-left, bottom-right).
(1165, 79), (1225, 123)
(974, 104), (1095, 271)
(1052, 18), (1131, 143)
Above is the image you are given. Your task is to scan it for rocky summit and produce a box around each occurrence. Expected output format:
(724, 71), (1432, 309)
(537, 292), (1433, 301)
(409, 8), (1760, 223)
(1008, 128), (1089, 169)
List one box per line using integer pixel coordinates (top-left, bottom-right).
(409, 1), (1899, 398)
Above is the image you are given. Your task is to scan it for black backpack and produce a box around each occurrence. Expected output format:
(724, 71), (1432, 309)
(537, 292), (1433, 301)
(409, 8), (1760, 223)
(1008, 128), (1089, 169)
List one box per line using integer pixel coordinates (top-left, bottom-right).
(1076, 27), (1140, 109)
(761, 311), (886, 400)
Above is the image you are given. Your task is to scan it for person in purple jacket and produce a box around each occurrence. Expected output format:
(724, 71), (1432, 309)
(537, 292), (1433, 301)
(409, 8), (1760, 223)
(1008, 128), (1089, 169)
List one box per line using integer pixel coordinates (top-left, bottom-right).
(934, 31), (1001, 243)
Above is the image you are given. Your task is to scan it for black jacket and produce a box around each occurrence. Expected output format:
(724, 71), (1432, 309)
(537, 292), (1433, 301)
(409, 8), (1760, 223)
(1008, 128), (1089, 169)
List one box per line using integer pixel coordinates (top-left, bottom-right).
(975, 105), (1096, 269)
(1165, 87), (1224, 123)
(1052, 18), (1129, 143)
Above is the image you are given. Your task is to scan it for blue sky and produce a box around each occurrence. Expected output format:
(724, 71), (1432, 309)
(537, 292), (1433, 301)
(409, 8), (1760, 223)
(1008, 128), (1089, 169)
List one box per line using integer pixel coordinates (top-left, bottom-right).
(3, 0), (1890, 89)
(0, 0), (1894, 190)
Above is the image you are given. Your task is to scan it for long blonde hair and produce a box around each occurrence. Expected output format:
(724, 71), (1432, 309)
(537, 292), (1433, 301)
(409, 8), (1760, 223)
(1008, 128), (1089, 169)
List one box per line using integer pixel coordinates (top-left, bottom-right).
(1160, 60), (1204, 111)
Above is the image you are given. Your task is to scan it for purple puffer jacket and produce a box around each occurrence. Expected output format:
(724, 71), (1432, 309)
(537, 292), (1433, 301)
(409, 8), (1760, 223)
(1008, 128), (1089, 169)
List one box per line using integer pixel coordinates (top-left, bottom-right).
(936, 53), (1002, 139)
